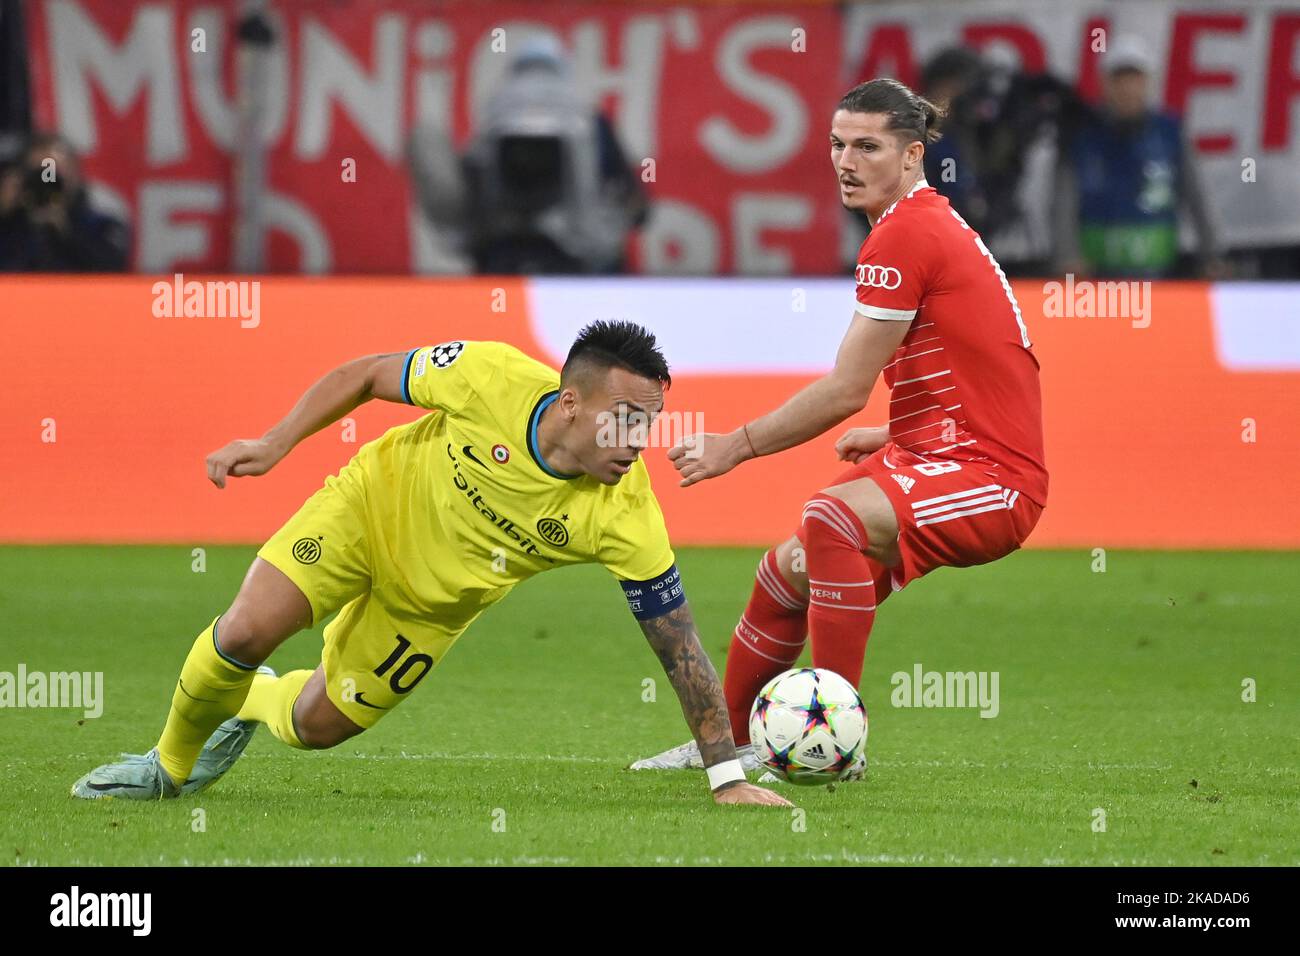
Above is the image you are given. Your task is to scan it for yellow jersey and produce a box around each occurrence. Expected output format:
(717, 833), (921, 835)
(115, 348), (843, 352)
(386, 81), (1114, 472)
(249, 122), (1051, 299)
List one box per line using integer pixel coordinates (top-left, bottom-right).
(353, 339), (678, 634)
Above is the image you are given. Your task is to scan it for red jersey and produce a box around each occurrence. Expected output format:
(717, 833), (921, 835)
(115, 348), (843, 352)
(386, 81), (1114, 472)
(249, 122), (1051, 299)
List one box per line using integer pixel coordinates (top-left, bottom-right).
(854, 180), (1048, 506)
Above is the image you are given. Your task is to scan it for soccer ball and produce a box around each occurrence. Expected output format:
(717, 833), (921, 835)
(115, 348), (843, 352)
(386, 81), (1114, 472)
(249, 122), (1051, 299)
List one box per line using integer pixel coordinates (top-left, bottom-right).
(749, 668), (868, 785)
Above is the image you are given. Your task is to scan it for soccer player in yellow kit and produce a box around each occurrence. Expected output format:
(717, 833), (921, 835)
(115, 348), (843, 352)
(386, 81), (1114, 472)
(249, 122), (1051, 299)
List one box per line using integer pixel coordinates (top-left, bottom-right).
(72, 321), (787, 807)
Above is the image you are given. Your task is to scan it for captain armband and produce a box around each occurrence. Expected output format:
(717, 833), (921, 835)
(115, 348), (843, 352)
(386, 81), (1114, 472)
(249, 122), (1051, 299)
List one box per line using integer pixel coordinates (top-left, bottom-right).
(619, 564), (686, 621)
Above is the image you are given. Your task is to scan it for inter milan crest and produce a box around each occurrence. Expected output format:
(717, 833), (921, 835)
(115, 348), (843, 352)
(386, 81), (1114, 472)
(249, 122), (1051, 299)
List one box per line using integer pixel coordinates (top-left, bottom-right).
(292, 537), (322, 565)
(431, 341), (465, 368)
(536, 517), (569, 548)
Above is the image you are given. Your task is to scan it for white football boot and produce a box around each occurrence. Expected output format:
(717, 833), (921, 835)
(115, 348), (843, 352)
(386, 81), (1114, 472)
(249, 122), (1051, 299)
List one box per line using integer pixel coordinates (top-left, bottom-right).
(841, 750), (868, 782)
(72, 665), (274, 800)
(630, 740), (762, 772)
(71, 748), (181, 800)
(179, 665), (275, 795)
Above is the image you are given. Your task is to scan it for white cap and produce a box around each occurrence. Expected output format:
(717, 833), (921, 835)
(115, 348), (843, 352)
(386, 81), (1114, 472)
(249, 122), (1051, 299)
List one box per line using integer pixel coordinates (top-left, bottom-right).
(1105, 35), (1154, 75)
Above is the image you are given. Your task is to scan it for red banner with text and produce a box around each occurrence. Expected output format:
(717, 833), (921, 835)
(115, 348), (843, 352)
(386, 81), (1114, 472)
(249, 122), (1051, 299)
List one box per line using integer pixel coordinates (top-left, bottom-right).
(25, 1), (843, 275)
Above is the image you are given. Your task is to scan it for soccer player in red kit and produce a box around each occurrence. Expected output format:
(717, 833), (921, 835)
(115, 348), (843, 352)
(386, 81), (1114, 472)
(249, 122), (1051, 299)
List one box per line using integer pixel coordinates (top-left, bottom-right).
(632, 78), (1048, 773)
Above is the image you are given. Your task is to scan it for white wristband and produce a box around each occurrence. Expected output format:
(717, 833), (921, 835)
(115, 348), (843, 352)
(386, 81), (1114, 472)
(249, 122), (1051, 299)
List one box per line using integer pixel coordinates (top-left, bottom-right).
(706, 759), (746, 790)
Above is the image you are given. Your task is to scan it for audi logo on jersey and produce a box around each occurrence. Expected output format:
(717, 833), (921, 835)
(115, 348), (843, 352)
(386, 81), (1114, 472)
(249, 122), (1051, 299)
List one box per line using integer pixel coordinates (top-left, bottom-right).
(856, 263), (902, 290)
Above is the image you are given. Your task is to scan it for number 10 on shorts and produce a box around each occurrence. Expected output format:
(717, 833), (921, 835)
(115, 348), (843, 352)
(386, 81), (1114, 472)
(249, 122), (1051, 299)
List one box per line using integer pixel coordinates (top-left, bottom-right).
(374, 634), (433, 694)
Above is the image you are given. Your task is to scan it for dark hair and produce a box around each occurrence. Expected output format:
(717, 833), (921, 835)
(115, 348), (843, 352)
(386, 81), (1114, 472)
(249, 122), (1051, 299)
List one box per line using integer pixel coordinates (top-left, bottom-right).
(837, 78), (945, 146)
(562, 319), (671, 388)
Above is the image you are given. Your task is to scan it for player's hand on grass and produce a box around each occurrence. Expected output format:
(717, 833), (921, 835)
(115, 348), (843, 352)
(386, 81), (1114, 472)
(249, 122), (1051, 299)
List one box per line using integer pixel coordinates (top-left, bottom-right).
(205, 438), (284, 488)
(712, 781), (793, 807)
(668, 430), (752, 487)
(834, 425), (889, 464)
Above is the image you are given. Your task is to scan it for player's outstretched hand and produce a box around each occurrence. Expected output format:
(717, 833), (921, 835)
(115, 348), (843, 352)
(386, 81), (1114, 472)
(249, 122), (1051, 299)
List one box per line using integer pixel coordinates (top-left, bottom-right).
(834, 425), (889, 464)
(205, 438), (283, 488)
(668, 430), (751, 487)
(712, 781), (793, 807)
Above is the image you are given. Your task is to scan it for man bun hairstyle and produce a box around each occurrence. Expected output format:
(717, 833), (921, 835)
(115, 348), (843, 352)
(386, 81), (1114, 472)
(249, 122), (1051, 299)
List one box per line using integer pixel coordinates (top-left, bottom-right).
(563, 319), (671, 388)
(837, 77), (945, 146)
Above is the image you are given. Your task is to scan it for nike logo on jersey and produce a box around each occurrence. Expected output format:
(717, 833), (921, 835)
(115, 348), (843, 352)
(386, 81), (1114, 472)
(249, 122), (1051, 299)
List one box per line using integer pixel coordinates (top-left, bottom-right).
(353, 692), (389, 710)
(462, 445), (488, 468)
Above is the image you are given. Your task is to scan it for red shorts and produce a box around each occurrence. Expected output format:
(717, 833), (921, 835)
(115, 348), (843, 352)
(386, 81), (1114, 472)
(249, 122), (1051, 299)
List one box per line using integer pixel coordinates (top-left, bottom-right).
(825, 443), (1043, 592)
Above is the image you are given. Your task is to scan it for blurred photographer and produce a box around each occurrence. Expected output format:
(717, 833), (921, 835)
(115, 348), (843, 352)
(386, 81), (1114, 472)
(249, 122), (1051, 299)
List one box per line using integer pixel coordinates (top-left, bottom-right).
(0, 132), (129, 272)
(920, 48), (986, 231)
(459, 37), (648, 274)
(927, 47), (1088, 275)
(1053, 36), (1227, 279)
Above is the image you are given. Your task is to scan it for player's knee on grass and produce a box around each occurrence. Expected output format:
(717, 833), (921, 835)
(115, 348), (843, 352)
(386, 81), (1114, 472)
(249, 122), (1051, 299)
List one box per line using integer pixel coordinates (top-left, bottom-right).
(292, 669), (364, 749)
(217, 558), (315, 665)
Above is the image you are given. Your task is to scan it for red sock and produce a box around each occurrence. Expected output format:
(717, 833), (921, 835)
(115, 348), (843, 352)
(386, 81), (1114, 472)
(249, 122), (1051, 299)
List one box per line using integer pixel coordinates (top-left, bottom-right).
(723, 549), (808, 744)
(801, 493), (877, 686)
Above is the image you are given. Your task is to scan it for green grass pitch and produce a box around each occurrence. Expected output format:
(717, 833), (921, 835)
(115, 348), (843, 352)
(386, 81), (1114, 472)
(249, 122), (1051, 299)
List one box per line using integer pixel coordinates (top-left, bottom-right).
(1, 545), (1296, 866)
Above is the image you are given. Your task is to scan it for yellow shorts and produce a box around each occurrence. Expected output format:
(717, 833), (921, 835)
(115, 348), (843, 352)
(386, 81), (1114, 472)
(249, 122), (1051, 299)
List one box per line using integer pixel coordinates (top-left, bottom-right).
(257, 461), (469, 730)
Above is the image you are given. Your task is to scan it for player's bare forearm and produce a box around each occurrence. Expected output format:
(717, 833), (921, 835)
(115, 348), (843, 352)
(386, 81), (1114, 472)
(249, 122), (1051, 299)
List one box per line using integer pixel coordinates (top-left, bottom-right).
(261, 353), (407, 457)
(206, 352), (408, 488)
(744, 315), (910, 456)
(638, 603), (737, 769)
(743, 373), (871, 458)
(668, 315), (908, 487)
(668, 373), (869, 488)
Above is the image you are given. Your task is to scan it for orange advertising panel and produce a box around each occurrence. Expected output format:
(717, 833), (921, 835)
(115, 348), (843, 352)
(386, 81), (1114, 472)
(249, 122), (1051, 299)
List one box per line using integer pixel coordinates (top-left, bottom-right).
(2, 277), (1297, 547)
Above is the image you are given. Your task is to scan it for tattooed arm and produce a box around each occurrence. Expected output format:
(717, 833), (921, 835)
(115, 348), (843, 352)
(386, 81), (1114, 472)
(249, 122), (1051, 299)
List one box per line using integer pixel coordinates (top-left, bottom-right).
(639, 602), (792, 807)
(639, 603), (735, 768)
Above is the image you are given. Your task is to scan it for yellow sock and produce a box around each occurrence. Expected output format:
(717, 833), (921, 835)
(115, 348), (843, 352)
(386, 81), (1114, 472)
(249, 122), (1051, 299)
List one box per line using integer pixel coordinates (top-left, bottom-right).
(156, 616), (258, 785)
(237, 669), (313, 749)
